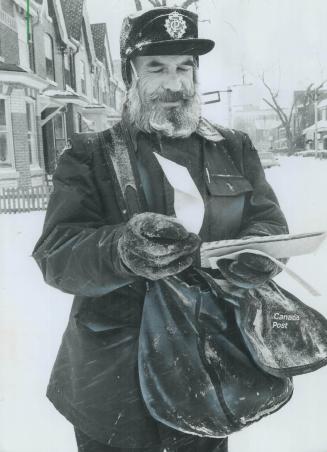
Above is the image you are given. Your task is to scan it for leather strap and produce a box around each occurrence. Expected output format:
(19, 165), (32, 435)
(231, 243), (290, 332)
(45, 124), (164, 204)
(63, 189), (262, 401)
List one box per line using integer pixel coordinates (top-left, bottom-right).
(98, 123), (147, 220)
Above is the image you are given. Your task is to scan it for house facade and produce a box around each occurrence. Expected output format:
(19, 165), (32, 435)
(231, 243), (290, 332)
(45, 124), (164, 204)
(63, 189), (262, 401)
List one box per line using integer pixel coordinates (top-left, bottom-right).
(0, 0), (125, 189)
(292, 89), (327, 151)
(302, 98), (327, 150)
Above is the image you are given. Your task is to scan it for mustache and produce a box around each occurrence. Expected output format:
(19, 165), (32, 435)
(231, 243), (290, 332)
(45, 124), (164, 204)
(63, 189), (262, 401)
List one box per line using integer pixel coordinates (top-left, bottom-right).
(149, 89), (195, 102)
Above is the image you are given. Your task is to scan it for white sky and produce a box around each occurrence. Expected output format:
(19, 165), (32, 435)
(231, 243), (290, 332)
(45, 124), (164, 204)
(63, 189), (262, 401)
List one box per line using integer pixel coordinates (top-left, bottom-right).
(87, 0), (327, 124)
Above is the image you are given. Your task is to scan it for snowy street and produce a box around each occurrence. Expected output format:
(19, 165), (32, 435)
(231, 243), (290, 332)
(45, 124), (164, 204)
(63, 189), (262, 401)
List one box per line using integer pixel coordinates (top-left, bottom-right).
(1, 156), (327, 452)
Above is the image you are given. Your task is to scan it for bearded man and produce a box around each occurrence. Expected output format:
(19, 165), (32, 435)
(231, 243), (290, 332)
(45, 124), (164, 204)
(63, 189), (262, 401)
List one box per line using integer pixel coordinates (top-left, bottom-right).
(33, 7), (288, 452)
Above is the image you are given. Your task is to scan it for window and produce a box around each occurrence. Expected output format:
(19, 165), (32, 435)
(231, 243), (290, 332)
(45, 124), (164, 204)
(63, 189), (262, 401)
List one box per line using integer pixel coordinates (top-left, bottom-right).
(77, 113), (82, 132)
(0, 98), (12, 166)
(102, 88), (108, 106)
(64, 52), (72, 87)
(1, 0), (14, 16)
(53, 113), (67, 159)
(17, 14), (30, 70)
(44, 33), (55, 81)
(26, 101), (38, 166)
(80, 61), (86, 95)
(109, 85), (116, 109)
(93, 75), (99, 101)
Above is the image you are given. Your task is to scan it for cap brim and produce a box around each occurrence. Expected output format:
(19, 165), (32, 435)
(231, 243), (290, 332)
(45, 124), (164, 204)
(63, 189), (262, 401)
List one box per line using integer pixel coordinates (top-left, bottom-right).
(133, 38), (215, 57)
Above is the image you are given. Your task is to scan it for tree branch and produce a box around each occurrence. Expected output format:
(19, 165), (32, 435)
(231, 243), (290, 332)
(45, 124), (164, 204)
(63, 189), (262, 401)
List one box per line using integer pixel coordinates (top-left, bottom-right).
(263, 98), (286, 125)
(182, 0), (198, 8)
(260, 73), (290, 124)
(286, 99), (296, 127)
(316, 78), (327, 91)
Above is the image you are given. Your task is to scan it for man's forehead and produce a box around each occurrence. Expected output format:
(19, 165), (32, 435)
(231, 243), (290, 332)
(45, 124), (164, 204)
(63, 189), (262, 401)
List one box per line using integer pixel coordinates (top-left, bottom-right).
(134, 54), (194, 67)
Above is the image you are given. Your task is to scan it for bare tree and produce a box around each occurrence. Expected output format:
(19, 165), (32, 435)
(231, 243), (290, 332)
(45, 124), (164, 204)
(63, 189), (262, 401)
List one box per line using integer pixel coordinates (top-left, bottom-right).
(134, 0), (143, 10)
(292, 84), (315, 148)
(181, 0), (197, 8)
(261, 73), (327, 153)
(260, 73), (296, 154)
(134, 0), (197, 10)
(148, 0), (162, 6)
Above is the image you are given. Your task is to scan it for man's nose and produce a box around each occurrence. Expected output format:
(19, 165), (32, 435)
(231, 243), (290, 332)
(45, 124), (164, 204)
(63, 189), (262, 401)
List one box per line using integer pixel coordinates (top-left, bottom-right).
(162, 73), (182, 92)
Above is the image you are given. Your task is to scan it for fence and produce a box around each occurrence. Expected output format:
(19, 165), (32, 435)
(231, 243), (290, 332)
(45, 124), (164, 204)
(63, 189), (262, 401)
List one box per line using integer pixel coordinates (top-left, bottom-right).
(0, 185), (53, 214)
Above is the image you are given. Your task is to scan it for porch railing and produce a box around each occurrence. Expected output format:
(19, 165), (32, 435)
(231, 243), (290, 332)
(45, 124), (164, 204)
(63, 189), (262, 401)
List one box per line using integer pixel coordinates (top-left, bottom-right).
(0, 185), (53, 214)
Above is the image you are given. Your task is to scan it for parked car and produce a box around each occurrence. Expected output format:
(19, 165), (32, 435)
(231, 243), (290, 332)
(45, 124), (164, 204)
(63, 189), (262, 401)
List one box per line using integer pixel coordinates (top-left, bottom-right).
(258, 151), (280, 169)
(294, 150), (327, 159)
(294, 150), (316, 157)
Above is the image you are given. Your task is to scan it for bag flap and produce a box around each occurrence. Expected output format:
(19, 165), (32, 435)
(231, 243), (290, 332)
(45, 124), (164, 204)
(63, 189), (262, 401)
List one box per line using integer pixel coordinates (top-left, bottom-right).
(235, 281), (327, 377)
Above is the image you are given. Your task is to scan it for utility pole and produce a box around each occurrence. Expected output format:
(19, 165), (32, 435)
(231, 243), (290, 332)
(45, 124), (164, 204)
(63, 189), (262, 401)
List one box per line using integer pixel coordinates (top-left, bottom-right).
(313, 79), (327, 158)
(202, 88), (233, 126)
(202, 82), (252, 127)
(228, 81), (253, 127)
(314, 88), (318, 155)
(227, 86), (232, 127)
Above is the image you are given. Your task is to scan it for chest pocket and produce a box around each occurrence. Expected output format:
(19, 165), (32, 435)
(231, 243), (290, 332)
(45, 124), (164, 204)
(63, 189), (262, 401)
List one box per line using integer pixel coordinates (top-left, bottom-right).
(203, 175), (253, 241)
(206, 174), (252, 197)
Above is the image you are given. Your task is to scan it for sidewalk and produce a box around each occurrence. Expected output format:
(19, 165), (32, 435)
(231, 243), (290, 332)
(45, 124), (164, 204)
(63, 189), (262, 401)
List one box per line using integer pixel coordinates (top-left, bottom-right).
(1, 156), (327, 452)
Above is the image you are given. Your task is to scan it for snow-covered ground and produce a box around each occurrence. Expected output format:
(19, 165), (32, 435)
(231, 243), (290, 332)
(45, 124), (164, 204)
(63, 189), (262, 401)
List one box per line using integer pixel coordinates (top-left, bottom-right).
(1, 156), (327, 452)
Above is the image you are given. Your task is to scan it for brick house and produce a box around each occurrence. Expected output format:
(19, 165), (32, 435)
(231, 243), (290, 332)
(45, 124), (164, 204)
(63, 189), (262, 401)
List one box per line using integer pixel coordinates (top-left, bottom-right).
(0, 0), (49, 188)
(0, 0), (124, 188)
(90, 22), (125, 130)
(42, 0), (125, 175)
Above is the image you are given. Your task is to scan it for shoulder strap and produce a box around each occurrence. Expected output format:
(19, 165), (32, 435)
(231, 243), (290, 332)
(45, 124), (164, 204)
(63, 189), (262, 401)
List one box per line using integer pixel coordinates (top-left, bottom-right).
(98, 122), (147, 220)
(210, 125), (246, 176)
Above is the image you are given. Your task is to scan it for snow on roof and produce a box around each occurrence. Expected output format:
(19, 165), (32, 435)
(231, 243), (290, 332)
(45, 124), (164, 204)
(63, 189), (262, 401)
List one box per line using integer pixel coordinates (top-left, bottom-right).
(0, 62), (26, 72)
(43, 89), (77, 97)
(303, 120), (327, 134)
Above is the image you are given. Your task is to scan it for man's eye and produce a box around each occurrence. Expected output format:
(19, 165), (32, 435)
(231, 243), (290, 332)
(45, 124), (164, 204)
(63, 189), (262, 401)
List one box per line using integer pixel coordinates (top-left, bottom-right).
(150, 68), (164, 73)
(178, 66), (192, 72)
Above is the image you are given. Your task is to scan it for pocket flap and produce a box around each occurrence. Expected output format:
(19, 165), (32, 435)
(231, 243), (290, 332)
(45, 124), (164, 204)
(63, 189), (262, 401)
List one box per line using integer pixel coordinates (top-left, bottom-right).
(206, 175), (253, 197)
(75, 310), (131, 333)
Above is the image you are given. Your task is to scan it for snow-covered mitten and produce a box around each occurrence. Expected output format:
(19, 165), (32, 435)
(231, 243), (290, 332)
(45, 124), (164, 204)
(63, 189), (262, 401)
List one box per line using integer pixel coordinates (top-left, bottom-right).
(118, 212), (200, 280)
(217, 253), (280, 289)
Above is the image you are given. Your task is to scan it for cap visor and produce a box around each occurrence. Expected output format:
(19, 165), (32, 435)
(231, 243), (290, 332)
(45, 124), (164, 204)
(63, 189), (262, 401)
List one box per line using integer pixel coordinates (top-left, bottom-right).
(134, 38), (215, 57)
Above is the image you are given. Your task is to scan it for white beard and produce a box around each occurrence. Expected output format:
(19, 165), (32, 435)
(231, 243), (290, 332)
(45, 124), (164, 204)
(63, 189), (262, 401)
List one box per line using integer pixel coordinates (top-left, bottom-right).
(125, 78), (201, 139)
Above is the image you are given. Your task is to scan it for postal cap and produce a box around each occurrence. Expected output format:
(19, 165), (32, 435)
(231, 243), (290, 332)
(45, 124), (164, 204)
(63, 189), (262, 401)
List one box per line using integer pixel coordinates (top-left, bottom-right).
(120, 7), (215, 86)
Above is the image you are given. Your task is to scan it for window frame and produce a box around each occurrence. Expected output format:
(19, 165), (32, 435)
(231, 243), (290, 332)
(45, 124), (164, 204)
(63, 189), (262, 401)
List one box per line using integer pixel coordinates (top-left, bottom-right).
(64, 51), (72, 88)
(80, 60), (86, 95)
(52, 111), (67, 160)
(0, 96), (15, 169)
(25, 99), (39, 167)
(44, 33), (55, 82)
(17, 11), (31, 70)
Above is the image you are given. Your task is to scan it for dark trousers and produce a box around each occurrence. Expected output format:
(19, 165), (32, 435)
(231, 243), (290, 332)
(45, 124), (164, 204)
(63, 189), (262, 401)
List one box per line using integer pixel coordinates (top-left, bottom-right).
(75, 428), (228, 452)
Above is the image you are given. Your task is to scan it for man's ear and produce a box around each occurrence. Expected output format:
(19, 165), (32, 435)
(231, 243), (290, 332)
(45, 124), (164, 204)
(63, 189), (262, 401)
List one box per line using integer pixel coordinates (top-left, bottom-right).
(193, 66), (199, 85)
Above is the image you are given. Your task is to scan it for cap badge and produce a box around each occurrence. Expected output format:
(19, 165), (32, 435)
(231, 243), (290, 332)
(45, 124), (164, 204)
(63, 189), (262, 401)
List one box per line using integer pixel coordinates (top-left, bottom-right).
(164, 11), (187, 39)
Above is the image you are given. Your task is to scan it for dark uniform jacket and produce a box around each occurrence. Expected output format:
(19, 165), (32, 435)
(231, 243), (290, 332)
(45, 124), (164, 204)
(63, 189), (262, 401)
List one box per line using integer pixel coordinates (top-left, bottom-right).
(33, 118), (288, 449)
